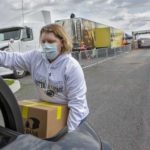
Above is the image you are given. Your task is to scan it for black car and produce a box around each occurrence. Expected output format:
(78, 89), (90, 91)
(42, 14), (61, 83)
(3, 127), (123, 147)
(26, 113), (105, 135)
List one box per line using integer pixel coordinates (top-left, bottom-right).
(0, 76), (112, 150)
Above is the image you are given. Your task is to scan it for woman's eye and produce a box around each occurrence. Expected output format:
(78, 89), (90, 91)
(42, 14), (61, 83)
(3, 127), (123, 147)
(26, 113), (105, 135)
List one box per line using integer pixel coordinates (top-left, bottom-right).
(41, 39), (56, 44)
(48, 40), (56, 43)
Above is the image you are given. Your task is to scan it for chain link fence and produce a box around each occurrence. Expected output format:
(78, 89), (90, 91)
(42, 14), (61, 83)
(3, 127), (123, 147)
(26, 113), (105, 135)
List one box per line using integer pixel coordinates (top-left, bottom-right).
(71, 45), (131, 67)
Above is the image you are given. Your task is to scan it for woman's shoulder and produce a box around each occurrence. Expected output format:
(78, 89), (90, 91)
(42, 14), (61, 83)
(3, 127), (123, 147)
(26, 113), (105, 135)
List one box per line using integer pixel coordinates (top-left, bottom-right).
(30, 49), (42, 55)
(25, 49), (43, 59)
(66, 54), (81, 67)
(64, 54), (82, 73)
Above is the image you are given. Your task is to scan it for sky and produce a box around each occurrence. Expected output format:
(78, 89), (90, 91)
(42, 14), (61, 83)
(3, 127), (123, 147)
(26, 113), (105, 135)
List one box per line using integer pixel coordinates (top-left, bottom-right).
(0, 0), (150, 34)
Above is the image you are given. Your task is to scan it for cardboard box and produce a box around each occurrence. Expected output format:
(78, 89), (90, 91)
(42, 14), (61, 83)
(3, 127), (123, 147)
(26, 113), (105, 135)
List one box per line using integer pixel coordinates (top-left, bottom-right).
(18, 100), (69, 139)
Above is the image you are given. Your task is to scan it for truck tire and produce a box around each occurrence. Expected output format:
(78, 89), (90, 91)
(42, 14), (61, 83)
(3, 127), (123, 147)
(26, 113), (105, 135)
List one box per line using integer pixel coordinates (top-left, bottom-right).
(13, 70), (26, 79)
(0, 76), (24, 133)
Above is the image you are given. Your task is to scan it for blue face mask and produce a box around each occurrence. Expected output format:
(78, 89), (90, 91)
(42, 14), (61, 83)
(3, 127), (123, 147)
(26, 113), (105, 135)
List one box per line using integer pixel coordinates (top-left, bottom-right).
(41, 43), (59, 61)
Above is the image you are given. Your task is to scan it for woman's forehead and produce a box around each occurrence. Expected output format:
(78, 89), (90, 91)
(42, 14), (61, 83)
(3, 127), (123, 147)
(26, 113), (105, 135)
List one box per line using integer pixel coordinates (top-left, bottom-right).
(41, 32), (59, 43)
(41, 32), (56, 39)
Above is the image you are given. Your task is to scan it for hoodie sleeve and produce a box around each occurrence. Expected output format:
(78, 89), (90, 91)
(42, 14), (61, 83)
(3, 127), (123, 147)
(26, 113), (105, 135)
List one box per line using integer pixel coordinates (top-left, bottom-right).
(0, 50), (36, 72)
(66, 64), (89, 132)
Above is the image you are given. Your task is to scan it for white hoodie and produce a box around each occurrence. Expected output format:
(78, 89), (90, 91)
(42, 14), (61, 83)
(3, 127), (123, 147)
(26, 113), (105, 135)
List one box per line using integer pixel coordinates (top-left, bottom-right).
(0, 50), (89, 132)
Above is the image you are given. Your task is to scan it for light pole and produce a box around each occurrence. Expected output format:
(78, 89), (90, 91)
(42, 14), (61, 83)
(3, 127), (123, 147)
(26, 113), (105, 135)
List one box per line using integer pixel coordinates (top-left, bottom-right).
(21, 0), (24, 26)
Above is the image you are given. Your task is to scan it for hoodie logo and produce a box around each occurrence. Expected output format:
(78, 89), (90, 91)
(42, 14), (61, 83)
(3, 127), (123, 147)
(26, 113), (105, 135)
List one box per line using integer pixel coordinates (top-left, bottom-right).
(46, 89), (55, 97)
(35, 79), (64, 97)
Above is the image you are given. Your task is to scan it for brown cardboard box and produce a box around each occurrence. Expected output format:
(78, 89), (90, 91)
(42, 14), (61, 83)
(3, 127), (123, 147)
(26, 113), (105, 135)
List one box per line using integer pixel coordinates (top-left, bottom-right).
(18, 100), (69, 139)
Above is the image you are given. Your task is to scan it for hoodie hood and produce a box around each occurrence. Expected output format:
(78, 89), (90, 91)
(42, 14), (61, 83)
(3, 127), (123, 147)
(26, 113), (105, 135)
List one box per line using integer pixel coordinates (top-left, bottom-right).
(51, 53), (71, 68)
(43, 52), (71, 69)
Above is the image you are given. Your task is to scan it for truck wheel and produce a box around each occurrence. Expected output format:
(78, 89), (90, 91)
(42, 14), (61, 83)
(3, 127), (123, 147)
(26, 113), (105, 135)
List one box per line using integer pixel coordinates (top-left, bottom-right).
(13, 70), (26, 79)
(0, 76), (24, 133)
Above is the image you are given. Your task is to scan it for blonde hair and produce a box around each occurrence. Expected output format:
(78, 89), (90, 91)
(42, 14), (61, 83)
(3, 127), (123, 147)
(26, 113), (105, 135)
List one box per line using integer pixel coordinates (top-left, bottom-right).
(40, 24), (73, 53)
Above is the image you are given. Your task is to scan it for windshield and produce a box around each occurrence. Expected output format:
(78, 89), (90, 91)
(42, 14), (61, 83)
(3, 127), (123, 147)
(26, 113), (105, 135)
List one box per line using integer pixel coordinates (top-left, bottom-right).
(0, 29), (21, 41)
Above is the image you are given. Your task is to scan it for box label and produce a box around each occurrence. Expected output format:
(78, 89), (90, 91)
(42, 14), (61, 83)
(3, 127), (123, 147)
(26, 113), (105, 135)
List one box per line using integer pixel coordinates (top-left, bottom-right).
(22, 106), (29, 119)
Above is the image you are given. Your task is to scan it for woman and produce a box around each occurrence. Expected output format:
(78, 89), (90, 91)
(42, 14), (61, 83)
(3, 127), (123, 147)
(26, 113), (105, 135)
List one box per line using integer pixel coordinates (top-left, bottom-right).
(0, 24), (89, 132)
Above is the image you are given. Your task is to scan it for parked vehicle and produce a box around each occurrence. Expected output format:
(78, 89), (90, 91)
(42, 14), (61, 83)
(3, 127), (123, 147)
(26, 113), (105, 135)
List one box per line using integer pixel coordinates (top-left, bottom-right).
(95, 27), (124, 48)
(0, 76), (112, 150)
(122, 33), (133, 45)
(137, 38), (150, 48)
(55, 17), (125, 51)
(55, 17), (104, 51)
(0, 10), (51, 78)
(132, 30), (150, 49)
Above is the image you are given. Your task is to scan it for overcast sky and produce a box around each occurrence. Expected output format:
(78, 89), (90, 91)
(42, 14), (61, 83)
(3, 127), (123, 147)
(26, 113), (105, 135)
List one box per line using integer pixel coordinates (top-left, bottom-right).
(0, 0), (150, 34)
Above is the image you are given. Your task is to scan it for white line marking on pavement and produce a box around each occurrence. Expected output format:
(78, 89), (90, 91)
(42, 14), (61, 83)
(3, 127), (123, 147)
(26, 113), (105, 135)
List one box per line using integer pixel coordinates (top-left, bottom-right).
(82, 56), (117, 69)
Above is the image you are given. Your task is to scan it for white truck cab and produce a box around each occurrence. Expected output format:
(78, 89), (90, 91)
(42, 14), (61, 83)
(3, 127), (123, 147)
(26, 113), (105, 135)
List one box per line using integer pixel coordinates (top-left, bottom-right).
(0, 26), (37, 78)
(0, 26), (36, 51)
(0, 10), (51, 78)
